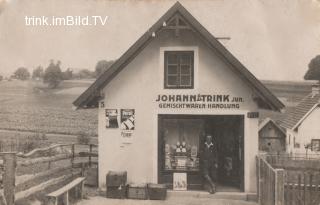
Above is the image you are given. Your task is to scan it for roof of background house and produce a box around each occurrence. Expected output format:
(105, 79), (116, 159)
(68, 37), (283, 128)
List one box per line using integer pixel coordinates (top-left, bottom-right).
(73, 1), (284, 111)
(281, 93), (320, 130)
(259, 117), (286, 135)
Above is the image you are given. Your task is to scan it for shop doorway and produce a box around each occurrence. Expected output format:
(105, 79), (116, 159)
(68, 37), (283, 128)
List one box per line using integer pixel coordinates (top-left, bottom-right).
(158, 114), (244, 192)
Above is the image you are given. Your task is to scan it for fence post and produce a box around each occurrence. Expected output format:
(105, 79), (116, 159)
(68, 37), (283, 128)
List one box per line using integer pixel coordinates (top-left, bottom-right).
(256, 156), (260, 204)
(275, 169), (284, 205)
(71, 144), (75, 168)
(3, 152), (16, 205)
(89, 144), (92, 168)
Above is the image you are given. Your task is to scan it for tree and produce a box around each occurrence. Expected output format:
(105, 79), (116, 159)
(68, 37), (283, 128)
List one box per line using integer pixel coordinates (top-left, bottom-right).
(0, 75), (3, 81)
(13, 67), (30, 80)
(78, 69), (95, 79)
(32, 66), (44, 80)
(304, 55), (320, 81)
(95, 60), (114, 77)
(62, 68), (73, 80)
(43, 60), (63, 88)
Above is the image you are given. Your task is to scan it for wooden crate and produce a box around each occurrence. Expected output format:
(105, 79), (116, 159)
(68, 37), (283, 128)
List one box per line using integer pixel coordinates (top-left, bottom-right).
(106, 171), (127, 187)
(106, 186), (127, 199)
(148, 183), (167, 200)
(127, 184), (148, 200)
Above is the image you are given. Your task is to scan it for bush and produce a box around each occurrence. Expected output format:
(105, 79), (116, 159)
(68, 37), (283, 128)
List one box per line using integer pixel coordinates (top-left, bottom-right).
(43, 60), (63, 88)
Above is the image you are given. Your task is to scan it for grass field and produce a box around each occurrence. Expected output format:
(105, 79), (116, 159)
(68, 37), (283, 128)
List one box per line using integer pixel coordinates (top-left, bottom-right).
(0, 79), (314, 140)
(0, 80), (98, 137)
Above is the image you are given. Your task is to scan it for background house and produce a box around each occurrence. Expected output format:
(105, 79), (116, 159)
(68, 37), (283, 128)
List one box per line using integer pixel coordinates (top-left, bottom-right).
(258, 118), (286, 153)
(281, 84), (320, 155)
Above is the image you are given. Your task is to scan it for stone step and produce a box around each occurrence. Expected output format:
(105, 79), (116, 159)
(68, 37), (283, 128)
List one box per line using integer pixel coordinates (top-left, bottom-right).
(167, 190), (257, 202)
(98, 188), (258, 202)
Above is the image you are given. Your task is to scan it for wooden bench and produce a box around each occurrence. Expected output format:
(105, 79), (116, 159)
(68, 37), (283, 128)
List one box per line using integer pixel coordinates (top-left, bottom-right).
(46, 177), (85, 205)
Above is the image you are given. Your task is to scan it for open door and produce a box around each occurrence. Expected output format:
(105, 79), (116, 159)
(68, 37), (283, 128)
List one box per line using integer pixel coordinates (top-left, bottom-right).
(239, 116), (245, 191)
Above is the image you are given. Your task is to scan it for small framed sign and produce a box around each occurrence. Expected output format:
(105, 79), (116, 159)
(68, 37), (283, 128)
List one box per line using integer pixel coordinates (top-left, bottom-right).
(173, 173), (187, 191)
(120, 109), (135, 130)
(247, 112), (259, 118)
(105, 109), (119, 128)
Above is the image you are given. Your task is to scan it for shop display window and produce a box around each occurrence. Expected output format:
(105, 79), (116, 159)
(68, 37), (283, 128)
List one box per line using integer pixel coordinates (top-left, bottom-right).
(162, 118), (204, 172)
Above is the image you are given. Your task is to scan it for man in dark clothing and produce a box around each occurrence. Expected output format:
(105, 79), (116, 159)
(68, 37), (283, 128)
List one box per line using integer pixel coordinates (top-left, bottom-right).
(202, 135), (218, 194)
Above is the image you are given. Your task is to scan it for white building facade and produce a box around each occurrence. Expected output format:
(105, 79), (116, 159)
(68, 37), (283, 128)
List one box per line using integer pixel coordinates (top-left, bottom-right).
(74, 2), (283, 194)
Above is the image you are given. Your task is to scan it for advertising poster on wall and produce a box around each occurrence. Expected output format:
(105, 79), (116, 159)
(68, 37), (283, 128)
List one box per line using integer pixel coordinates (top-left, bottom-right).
(105, 109), (119, 128)
(120, 109), (135, 130)
(173, 172), (187, 191)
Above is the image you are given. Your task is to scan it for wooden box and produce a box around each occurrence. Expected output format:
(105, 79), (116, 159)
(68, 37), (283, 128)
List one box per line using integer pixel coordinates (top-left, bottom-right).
(148, 183), (167, 200)
(106, 171), (127, 187)
(106, 186), (127, 199)
(127, 184), (148, 200)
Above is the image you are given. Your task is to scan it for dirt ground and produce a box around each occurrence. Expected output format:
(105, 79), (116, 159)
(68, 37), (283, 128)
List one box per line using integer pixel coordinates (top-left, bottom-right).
(76, 196), (258, 205)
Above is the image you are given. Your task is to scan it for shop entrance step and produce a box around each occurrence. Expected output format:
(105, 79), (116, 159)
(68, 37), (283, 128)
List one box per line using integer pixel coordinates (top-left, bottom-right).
(167, 190), (257, 202)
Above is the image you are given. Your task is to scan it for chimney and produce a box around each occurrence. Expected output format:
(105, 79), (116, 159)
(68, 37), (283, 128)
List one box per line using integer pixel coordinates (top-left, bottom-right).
(311, 82), (320, 97)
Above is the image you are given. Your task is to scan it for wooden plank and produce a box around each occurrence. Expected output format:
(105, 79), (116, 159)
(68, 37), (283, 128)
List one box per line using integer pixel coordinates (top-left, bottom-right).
(17, 154), (77, 167)
(15, 172), (81, 200)
(78, 152), (98, 157)
(3, 153), (16, 205)
(15, 166), (77, 192)
(47, 177), (86, 197)
(17, 144), (72, 158)
(275, 169), (284, 205)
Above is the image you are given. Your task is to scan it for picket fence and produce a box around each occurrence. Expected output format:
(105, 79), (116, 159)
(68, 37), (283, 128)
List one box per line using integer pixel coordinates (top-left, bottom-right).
(257, 154), (320, 205)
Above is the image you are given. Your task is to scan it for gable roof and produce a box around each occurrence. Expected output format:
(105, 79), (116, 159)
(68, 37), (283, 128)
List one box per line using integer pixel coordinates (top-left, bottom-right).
(73, 1), (284, 111)
(281, 93), (320, 130)
(259, 117), (286, 136)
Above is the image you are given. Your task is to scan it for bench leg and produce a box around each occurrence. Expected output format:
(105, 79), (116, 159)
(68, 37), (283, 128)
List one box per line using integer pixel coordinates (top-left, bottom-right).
(46, 197), (57, 205)
(78, 181), (84, 199)
(62, 192), (69, 205)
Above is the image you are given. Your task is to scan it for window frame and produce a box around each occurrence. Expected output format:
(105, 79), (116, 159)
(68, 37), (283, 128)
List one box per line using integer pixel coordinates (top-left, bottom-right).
(311, 139), (320, 152)
(164, 51), (194, 89)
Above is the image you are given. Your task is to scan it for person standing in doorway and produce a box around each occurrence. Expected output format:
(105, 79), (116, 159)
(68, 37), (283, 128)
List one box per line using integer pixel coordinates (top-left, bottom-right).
(202, 135), (218, 194)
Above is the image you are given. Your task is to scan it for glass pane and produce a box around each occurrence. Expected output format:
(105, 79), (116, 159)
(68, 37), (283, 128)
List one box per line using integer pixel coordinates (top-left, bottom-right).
(180, 75), (191, 86)
(180, 54), (190, 65)
(167, 76), (178, 86)
(162, 119), (203, 171)
(167, 53), (178, 64)
(180, 65), (191, 75)
(168, 65), (178, 74)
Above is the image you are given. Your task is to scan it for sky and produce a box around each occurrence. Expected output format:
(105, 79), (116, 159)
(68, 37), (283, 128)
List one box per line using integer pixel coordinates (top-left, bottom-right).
(0, 0), (320, 80)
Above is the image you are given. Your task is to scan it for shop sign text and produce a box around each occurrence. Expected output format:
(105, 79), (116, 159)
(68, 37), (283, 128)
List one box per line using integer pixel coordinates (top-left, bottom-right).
(156, 94), (243, 109)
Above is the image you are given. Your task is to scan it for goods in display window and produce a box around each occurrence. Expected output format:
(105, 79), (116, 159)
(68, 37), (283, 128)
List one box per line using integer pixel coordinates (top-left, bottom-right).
(164, 140), (200, 171)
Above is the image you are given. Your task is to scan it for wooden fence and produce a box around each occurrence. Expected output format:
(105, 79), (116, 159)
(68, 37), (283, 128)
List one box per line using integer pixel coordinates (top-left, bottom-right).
(265, 154), (320, 205)
(0, 143), (98, 205)
(0, 137), (50, 153)
(257, 154), (320, 205)
(284, 173), (320, 205)
(256, 155), (284, 205)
